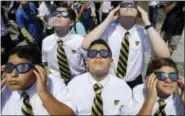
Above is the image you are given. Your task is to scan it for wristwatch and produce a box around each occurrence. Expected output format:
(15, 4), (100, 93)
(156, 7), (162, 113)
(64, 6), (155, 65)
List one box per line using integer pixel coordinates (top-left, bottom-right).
(145, 24), (153, 30)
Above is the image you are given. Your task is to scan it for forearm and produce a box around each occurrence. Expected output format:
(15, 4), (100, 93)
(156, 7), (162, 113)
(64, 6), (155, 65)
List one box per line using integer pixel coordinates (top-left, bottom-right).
(144, 20), (170, 57)
(82, 16), (112, 49)
(164, 2), (176, 14)
(137, 99), (155, 115)
(77, 7), (84, 20)
(20, 28), (33, 41)
(39, 91), (74, 115)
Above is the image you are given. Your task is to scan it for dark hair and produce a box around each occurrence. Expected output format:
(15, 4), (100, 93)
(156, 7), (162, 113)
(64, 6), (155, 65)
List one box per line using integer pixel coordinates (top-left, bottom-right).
(88, 39), (112, 58)
(146, 58), (178, 77)
(8, 44), (41, 65)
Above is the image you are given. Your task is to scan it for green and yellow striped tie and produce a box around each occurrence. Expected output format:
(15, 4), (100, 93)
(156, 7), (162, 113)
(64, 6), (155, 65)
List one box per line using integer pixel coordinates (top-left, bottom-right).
(57, 40), (71, 84)
(154, 99), (166, 116)
(117, 32), (129, 78)
(21, 92), (34, 116)
(91, 84), (103, 116)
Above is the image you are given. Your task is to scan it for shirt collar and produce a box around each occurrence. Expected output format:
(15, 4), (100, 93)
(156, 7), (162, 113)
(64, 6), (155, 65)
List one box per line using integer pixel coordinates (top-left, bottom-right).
(88, 73), (109, 87)
(54, 32), (70, 42)
(157, 92), (175, 104)
(117, 23), (136, 35)
(14, 82), (37, 100)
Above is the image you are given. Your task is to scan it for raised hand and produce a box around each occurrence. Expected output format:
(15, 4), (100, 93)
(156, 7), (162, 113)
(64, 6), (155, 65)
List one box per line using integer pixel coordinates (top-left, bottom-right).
(177, 76), (184, 104)
(145, 73), (158, 104)
(33, 65), (47, 96)
(107, 5), (120, 22)
(137, 5), (151, 26)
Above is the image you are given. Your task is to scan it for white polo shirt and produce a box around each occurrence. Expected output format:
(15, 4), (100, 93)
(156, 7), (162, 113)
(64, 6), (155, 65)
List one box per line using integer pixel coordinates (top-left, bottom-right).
(101, 22), (153, 82)
(42, 33), (86, 80)
(128, 84), (184, 115)
(63, 72), (132, 115)
(1, 76), (67, 115)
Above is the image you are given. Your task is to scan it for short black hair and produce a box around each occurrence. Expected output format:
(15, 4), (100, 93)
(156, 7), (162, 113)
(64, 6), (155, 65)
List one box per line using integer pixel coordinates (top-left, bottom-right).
(88, 39), (112, 58)
(146, 58), (178, 77)
(8, 44), (41, 65)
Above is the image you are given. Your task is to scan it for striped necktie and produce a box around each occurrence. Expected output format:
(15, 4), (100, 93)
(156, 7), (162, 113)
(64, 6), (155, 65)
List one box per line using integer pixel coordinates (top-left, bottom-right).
(116, 32), (130, 79)
(57, 40), (71, 84)
(21, 92), (34, 116)
(91, 84), (103, 116)
(154, 99), (166, 116)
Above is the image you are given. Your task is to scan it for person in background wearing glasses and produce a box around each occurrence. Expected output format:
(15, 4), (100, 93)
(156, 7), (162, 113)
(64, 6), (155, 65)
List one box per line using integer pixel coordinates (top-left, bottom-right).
(33, 39), (132, 115)
(1, 45), (68, 115)
(129, 58), (184, 115)
(42, 6), (86, 85)
(81, 1), (170, 89)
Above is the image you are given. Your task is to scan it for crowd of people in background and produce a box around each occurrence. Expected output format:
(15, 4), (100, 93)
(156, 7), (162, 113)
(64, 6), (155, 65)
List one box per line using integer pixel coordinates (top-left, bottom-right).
(1, 1), (185, 115)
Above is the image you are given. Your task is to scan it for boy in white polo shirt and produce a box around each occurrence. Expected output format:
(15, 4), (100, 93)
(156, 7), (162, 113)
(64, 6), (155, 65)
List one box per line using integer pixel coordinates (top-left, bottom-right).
(130, 58), (184, 115)
(36, 39), (132, 115)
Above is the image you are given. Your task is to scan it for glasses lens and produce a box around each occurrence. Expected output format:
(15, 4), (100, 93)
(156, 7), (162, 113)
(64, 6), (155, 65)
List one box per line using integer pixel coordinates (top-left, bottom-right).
(169, 73), (178, 81)
(61, 11), (69, 17)
(17, 63), (33, 73)
(5, 63), (14, 73)
(88, 50), (98, 58)
(120, 2), (129, 8)
(99, 50), (109, 58)
(52, 10), (60, 17)
(155, 72), (166, 81)
(120, 2), (137, 8)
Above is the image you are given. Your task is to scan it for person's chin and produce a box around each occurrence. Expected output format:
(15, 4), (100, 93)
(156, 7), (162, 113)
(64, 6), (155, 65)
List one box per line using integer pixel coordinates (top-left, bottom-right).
(162, 88), (175, 96)
(8, 85), (22, 91)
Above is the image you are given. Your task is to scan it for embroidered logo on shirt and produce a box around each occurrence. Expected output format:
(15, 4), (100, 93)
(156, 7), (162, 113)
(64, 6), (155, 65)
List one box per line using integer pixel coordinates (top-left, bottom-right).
(114, 100), (120, 105)
(135, 41), (140, 46)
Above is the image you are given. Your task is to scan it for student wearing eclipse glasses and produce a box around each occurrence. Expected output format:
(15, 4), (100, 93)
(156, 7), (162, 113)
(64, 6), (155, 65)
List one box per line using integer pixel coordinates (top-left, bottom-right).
(42, 6), (86, 84)
(82, 1), (170, 89)
(129, 58), (184, 115)
(1, 45), (68, 115)
(34, 39), (132, 115)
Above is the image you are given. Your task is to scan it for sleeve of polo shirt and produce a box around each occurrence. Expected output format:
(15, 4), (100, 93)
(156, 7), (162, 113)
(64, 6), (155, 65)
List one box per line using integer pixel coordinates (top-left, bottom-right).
(30, 2), (38, 15)
(127, 85), (146, 115)
(62, 82), (77, 113)
(76, 21), (87, 36)
(101, 22), (118, 41)
(41, 40), (47, 63)
(50, 77), (68, 102)
(142, 30), (153, 54)
(119, 81), (133, 115)
(16, 11), (25, 29)
(38, 4), (45, 17)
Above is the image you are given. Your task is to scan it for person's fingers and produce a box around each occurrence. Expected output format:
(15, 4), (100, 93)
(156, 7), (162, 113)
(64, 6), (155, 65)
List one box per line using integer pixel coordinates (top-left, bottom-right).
(153, 76), (158, 88)
(179, 76), (184, 83)
(148, 73), (155, 88)
(34, 65), (46, 81)
(33, 70), (41, 82)
(111, 5), (120, 14)
(137, 5), (142, 12)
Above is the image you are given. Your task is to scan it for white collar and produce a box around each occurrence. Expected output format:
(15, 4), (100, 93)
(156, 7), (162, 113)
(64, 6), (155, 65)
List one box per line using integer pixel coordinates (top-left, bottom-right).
(14, 81), (37, 100)
(88, 73), (109, 87)
(54, 32), (71, 42)
(157, 91), (177, 104)
(117, 23), (136, 35)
